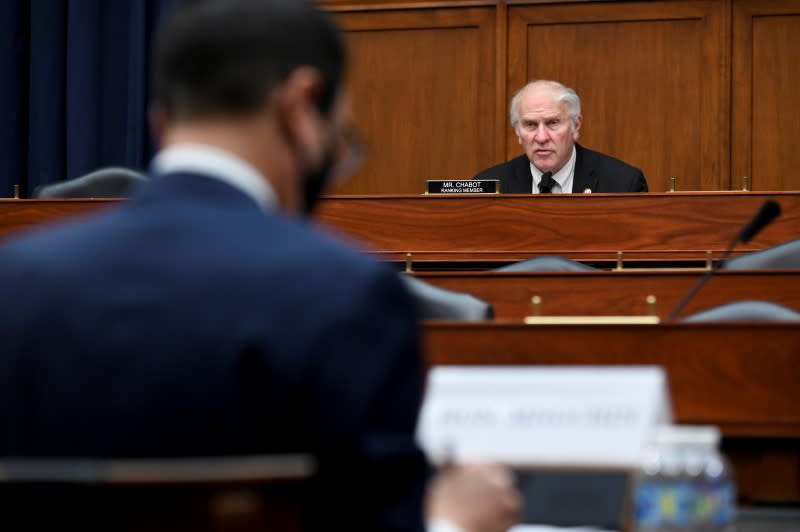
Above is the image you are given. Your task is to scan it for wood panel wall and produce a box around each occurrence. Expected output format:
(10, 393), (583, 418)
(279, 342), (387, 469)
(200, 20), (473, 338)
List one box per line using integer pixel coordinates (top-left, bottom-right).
(321, 0), (800, 194)
(732, 0), (800, 192)
(507, 1), (728, 192)
(328, 7), (497, 194)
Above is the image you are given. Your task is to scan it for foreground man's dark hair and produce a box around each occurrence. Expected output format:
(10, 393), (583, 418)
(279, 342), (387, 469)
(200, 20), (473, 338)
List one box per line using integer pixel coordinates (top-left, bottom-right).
(152, 0), (346, 119)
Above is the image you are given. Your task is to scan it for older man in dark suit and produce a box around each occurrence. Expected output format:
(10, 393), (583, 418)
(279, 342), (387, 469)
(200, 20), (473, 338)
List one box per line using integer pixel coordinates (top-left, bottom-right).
(474, 80), (647, 194)
(0, 1), (518, 531)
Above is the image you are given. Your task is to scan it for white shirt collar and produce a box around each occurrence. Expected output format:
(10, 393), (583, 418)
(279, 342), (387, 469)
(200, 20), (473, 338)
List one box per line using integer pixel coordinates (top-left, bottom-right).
(151, 144), (278, 211)
(530, 144), (577, 194)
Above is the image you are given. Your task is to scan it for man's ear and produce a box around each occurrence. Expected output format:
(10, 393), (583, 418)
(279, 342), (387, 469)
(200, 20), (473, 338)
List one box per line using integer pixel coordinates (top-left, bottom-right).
(572, 114), (583, 141)
(275, 67), (326, 164)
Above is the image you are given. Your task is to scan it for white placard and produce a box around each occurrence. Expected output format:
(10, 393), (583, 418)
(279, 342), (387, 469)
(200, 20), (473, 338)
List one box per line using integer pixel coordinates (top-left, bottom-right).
(416, 366), (672, 468)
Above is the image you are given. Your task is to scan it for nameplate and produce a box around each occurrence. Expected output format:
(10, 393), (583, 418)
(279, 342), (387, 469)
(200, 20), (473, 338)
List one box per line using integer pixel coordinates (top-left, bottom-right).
(416, 366), (672, 467)
(426, 179), (499, 194)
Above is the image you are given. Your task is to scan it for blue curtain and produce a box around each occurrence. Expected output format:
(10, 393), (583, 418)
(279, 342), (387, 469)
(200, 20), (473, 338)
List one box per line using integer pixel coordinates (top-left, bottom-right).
(0, 0), (175, 198)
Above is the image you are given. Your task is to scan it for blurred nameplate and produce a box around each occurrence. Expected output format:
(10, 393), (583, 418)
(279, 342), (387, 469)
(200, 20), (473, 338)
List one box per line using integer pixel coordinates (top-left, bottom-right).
(416, 366), (672, 468)
(426, 180), (499, 194)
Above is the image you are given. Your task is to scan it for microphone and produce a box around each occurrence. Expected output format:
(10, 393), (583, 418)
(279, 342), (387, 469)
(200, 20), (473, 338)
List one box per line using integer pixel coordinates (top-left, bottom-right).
(737, 199), (781, 243)
(665, 199), (781, 322)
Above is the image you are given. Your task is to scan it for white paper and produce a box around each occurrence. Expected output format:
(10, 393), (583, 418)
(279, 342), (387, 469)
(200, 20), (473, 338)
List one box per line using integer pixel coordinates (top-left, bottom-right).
(417, 366), (672, 468)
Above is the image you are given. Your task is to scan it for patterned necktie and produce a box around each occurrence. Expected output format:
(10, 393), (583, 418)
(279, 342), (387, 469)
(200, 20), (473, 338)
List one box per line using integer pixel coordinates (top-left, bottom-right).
(538, 171), (556, 194)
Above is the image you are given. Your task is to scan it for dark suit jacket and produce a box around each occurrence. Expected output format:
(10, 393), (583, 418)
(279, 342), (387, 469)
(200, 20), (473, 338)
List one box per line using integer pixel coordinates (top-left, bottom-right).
(0, 172), (428, 531)
(473, 143), (648, 193)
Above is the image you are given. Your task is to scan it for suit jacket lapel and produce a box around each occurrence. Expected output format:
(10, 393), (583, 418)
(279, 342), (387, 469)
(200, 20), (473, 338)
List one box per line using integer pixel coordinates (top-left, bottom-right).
(571, 144), (597, 194)
(510, 155), (533, 193)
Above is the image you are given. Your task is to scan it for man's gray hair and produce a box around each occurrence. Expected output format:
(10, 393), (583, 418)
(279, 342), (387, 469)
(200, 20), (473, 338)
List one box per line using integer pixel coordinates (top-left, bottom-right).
(509, 80), (581, 134)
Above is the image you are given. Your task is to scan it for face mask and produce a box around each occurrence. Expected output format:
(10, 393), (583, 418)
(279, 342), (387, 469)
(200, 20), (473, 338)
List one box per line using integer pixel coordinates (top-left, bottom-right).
(302, 146), (336, 215)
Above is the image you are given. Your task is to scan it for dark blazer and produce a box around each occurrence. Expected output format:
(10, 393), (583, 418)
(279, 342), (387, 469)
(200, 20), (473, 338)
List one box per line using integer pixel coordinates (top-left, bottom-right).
(0, 172), (428, 531)
(473, 143), (648, 193)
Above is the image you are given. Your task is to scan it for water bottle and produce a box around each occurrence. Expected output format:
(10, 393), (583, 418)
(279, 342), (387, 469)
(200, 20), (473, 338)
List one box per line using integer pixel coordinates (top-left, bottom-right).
(634, 425), (737, 532)
(634, 426), (690, 531)
(633, 440), (664, 531)
(688, 426), (736, 531)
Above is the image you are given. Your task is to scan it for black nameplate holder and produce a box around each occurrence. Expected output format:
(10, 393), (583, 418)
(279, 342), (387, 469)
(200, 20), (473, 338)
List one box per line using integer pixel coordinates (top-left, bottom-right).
(426, 179), (499, 194)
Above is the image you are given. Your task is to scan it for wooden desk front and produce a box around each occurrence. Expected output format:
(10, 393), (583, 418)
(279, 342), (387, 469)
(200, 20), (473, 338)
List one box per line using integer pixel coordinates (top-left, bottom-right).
(413, 270), (800, 320)
(0, 199), (116, 240)
(422, 321), (800, 503)
(2, 193), (799, 268)
(423, 322), (799, 435)
(316, 192), (800, 266)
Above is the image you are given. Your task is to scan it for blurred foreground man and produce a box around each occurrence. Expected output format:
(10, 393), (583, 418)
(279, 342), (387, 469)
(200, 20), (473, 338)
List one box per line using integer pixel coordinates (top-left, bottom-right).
(0, 1), (518, 531)
(474, 80), (647, 194)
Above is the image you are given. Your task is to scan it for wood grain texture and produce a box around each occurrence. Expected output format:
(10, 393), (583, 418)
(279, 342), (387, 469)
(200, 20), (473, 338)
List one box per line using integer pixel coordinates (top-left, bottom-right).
(4, 194), (799, 265)
(423, 322), (800, 435)
(314, 193), (800, 263)
(732, 0), (800, 191)
(506, 1), (728, 193)
(413, 270), (800, 319)
(318, 0), (800, 192)
(2, 195), (798, 504)
(0, 200), (118, 241)
(724, 438), (800, 504)
(320, 0), (697, 9)
(329, 7), (496, 194)
(423, 321), (800, 502)
(495, 1), (509, 163)
(321, 0), (498, 10)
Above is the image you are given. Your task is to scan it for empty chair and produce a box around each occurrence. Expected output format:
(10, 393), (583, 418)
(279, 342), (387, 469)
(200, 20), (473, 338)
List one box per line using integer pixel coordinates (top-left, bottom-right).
(400, 274), (494, 321)
(682, 300), (800, 322)
(494, 255), (596, 272)
(721, 238), (800, 269)
(34, 167), (148, 198)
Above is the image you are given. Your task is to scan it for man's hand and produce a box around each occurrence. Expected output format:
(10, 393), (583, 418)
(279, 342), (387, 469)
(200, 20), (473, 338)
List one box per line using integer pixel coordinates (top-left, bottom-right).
(426, 463), (521, 532)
